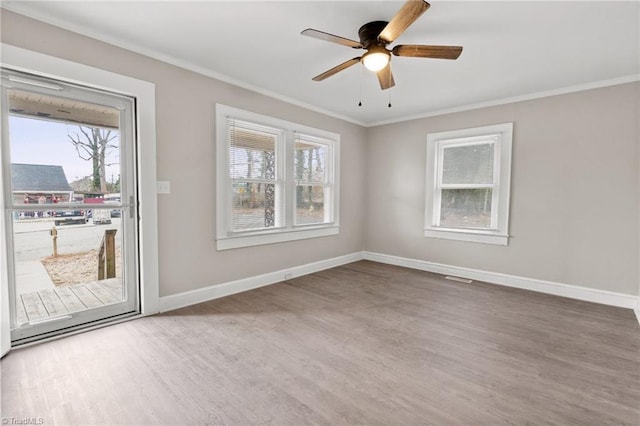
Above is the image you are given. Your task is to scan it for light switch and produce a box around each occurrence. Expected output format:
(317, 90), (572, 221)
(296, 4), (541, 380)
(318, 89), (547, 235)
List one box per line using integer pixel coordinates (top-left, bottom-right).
(157, 181), (171, 194)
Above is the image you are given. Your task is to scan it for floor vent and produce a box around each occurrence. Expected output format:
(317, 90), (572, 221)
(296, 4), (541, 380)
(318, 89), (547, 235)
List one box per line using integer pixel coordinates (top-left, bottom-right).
(445, 275), (473, 284)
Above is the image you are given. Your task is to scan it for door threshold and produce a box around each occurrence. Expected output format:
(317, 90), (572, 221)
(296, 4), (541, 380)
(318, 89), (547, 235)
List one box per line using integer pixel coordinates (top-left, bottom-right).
(10, 311), (142, 349)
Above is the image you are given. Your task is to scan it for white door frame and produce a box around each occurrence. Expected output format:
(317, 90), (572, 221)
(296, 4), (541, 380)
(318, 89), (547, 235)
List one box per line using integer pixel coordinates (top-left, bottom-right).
(0, 44), (160, 355)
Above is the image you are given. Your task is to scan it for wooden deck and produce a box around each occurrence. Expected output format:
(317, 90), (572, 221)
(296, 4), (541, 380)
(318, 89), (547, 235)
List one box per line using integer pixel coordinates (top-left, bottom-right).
(16, 278), (123, 324)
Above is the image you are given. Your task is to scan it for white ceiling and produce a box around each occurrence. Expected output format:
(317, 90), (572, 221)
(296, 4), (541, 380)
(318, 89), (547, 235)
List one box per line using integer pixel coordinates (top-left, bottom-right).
(3, 1), (639, 126)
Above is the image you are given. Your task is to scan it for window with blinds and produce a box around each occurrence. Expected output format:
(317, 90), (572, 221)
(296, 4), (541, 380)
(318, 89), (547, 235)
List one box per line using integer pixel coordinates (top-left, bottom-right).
(216, 104), (340, 250)
(228, 121), (280, 231)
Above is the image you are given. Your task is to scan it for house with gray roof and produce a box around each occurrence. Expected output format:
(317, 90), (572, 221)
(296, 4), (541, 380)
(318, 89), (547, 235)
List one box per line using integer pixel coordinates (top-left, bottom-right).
(11, 163), (73, 205)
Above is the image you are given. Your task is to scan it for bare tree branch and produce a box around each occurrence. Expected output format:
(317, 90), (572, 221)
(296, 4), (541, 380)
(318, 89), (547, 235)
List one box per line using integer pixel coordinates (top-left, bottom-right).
(68, 134), (93, 160)
(67, 125), (120, 192)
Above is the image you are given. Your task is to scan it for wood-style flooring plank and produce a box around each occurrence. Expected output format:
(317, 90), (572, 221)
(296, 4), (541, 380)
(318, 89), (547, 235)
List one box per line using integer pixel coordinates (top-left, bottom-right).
(2, 261), (639, 425)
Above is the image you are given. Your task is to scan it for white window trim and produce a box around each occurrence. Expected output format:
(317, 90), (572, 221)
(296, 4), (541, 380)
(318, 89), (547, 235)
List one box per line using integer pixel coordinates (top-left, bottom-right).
(215, 104), (340, 250)
(425, 122), (513, 245)
(0, 44), (159, 354)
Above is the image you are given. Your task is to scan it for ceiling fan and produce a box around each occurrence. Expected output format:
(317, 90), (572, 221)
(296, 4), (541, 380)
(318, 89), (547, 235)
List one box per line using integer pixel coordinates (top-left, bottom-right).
(301, 0), (463, 90)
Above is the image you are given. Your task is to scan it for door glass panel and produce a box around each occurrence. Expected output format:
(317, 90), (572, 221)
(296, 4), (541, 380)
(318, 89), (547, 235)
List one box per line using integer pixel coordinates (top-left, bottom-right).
(2, 70), (138, 342)
(12, 209), (123, 326)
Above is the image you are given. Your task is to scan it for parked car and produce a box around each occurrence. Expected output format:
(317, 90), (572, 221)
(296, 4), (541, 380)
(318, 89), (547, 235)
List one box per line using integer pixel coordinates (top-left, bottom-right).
(104, 200), (121, 218)
(92, 209), (112, 225)
(53, 210), (88, 226)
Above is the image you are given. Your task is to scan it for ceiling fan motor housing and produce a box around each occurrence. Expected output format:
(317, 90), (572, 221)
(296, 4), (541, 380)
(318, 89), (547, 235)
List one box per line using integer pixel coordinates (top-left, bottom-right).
(358, 21), (389, 48)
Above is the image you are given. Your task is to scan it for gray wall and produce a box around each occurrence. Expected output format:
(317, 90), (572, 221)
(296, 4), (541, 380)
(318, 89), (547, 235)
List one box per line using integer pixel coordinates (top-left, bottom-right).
(366, 83), (640, 295)
(0, 10), (367, 297)
(2, 10), (639, 298)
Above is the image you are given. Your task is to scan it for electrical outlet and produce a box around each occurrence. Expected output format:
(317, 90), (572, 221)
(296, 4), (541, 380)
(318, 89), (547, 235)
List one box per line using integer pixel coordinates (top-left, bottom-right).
(157, 181), (171, 194)
(445, 275), (473, 284)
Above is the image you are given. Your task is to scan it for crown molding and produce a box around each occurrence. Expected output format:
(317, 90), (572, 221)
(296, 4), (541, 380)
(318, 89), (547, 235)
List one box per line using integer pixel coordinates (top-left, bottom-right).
(0, 3), (367, 128)
(2, 4), (638, 129)
(367, 74), (640, 127)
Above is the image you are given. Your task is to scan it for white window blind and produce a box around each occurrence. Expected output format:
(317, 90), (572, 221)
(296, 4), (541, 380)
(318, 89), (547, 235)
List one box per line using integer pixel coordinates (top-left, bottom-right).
(228, 120), (280, 232)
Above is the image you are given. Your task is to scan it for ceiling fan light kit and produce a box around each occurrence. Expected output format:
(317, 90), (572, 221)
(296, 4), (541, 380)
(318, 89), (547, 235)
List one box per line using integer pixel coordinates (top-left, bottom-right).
(301, 0), (462, 92)
(362, 46), (390, 72)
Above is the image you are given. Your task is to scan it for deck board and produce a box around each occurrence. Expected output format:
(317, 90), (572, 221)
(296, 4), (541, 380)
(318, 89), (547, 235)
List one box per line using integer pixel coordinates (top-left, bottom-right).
(17, 279), (124, 322)
(69, 284), (104, 308)
(55, 287), (87, 313)
(85, 282), (119, 305)
(15, 296), (28, 325)
(20, 292), (48, 322)
(39, 288), (69, 317)
(99, 279), (123, 299)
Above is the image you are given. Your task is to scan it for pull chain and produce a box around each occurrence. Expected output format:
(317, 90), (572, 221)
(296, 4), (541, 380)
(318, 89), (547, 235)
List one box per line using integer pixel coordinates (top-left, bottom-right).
(358, 63), (363, 107)
(387, 70), (392, 108)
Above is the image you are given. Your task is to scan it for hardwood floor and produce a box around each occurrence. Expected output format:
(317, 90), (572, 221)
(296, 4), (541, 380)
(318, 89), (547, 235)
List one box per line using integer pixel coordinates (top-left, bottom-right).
(2, 261), (639, 425)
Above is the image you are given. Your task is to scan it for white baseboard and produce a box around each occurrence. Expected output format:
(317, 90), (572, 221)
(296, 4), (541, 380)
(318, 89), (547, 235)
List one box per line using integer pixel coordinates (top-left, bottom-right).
(158, 249), (639, 320)
(158, 252), (363, 313)
(363, 251), (639, 310)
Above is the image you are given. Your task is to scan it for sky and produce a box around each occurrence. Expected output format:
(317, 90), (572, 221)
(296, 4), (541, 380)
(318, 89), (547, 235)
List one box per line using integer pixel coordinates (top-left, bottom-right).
(9, 115), (121, 184)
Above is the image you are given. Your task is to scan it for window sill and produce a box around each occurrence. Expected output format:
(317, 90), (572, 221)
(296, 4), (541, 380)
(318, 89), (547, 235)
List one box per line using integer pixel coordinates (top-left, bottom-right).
(217, 225), (339, 250)
(424, 227), (509, 246)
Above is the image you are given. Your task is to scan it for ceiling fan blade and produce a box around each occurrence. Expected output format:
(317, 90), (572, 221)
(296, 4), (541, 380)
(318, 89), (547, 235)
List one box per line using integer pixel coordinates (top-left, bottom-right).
(378, 0), (430, 44)
(301, 28), (363, 48)
(312, 57), (361, 81)
(377, 64), (395, 90)
(392, 45), (463, 60)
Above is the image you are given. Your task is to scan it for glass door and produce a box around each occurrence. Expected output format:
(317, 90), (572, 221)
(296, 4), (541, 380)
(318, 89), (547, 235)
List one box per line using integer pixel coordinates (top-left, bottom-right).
(1, 69), (139, 344)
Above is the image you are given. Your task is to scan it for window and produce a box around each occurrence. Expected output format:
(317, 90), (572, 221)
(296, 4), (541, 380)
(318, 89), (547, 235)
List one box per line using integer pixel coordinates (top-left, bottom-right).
(425, 123), (513, 245)
(216, 104), (339, 250)
(228, 121), (282, 232)
(294, 135), (334, 226)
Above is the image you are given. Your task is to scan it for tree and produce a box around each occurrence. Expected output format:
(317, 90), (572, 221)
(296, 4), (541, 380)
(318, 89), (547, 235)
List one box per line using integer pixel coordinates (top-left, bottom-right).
(108, 175), (121, 193)
(68, 126), (118, 193)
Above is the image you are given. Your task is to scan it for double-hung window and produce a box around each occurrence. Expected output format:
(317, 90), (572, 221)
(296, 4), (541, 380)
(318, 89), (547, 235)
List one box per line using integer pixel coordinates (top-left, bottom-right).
(425, 123), (513, 245)
(216, 104), (339, 250)
(229, 121), (282, 232)
(294, 135), (334, 225)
